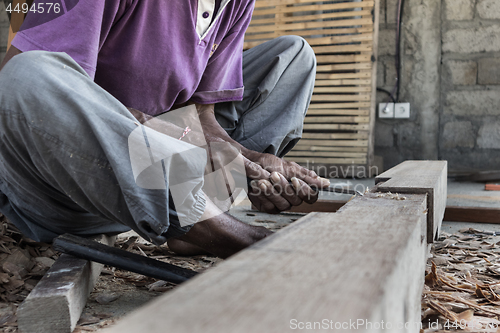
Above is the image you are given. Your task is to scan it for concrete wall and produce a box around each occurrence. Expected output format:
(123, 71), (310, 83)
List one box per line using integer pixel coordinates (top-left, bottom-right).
(376, 0), (500, 172)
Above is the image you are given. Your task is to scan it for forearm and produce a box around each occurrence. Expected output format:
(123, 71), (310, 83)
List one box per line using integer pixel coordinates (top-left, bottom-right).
(195, 103), (261, 162)
(127, 106), (205, 146)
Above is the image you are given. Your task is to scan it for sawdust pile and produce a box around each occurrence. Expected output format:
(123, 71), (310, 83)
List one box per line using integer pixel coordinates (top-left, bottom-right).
(422, 228), (500, 332)
(0, 222), (223, 333)
(0, 217), (59, 332)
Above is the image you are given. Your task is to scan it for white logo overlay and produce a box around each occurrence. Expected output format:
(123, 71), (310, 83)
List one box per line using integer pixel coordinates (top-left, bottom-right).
(128, 105), (248, 227)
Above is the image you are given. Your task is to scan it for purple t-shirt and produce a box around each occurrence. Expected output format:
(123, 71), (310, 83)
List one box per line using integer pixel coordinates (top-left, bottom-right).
(12, 0), (255, 115)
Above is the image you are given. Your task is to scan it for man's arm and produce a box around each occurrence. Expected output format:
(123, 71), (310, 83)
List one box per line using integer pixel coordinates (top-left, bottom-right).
(195, 103), (330, 213)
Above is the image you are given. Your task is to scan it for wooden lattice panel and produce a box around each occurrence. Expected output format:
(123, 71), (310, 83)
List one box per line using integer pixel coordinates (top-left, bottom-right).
(244, 0), (380, 176)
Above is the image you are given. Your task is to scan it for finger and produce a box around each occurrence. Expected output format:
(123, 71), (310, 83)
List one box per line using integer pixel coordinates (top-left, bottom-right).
(285, 162), (330, 190)
(245, 158), (271, 180)
(269, 172), (302, 206)
(257, 179), (291, 212)
(248, 181), (280, 214)
(291, 177), (319, 204)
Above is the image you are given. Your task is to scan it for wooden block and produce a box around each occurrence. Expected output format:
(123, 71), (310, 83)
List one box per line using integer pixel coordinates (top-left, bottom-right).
(485, 183), (500, 191)
(18, 235), (114, 333)
(286, 199), (346, 213)
(444, 206), (500, 224)
(104, 193), (428, 333)
(375, 160), (447, 243)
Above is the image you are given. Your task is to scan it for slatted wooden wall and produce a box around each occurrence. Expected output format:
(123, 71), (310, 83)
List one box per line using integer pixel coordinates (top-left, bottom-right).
(244, 0), (380, 177)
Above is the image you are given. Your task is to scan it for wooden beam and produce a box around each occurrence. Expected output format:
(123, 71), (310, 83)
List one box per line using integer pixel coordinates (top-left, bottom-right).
(104, 193), (429, 333)
(17, 235), (114, 333)
(375, 160), (447, 243)
(444, 206), (500, 224)
(286, 199), (346, 213)
(7, 0), (27, 51)
(288, 202), (500, 225)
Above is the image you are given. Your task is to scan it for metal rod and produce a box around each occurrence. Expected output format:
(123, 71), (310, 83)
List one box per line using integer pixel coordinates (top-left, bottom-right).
(318, 186), (364, 196)
(53, 234), (198, 284)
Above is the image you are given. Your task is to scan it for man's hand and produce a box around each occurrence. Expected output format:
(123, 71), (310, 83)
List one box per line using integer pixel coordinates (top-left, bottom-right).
(194, 103), (330, 214)
(244, 152), (330, 214)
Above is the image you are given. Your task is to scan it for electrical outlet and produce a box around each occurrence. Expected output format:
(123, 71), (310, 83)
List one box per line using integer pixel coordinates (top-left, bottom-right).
(378, 103), (394, 118)
(394, 103), (410, 118)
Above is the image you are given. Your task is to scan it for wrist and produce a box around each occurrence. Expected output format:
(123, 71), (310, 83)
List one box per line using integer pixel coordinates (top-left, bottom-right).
(242, 148), (262, 164)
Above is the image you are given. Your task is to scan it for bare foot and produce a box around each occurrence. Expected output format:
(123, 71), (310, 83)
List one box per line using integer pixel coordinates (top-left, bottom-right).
(170, 195), (273, 258)
(166, 238), (211, 256)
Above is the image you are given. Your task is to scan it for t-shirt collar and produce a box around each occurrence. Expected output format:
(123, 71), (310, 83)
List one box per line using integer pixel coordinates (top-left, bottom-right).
(196, 0), (232, 41)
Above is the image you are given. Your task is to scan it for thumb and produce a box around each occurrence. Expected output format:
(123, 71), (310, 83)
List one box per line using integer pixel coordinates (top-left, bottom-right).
(244, 157), (270, 180)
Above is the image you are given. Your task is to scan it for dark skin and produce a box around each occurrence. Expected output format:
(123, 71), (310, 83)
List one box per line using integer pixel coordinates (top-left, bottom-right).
(1, 47), (330, 258)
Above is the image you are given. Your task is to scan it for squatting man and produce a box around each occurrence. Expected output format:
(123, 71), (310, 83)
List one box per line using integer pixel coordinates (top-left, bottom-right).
(0, 0), (330, 258)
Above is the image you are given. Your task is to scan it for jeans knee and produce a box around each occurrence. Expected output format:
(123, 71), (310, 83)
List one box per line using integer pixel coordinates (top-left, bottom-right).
(0, 51), (90, 115)
(1, 51), (85, 93)
(276, 35), (316, 68)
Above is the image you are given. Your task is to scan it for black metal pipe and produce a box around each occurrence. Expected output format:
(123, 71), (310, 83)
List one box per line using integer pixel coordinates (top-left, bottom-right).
(53, 233), (198, 284)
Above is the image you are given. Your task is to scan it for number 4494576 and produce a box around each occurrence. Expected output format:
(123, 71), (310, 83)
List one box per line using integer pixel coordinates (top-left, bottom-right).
(6, 2), (61, 14)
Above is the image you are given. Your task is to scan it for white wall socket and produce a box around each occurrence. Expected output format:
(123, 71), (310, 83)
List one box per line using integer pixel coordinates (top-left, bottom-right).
(394, 103), (410, 118)
(378, 103), (394, 118)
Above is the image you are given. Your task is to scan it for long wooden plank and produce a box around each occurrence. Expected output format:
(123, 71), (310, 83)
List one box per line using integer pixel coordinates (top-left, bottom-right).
(313, 87), (372, 93)
(309, 102), (372, 109)
(244, 28), (373, 47)
(245, 30), (372, 45)
(316, 54), (372, 64)
(375, 161), (448, 243)
(105, 192), (428, 333)
(317, 62), (372, 71)
(286, 151), (366, 158)
(246, 18), (373, 33)
(444, 206), (500, 224)
(254, 0), (374, 9)
(287, 201), (500, 225)
(292, 147), (368, 153)
(296, 139), (369, 147)
(315, 79), (371, 86)
(306, 109), (371, 116)
(18, 235), (114, 333)
(315, 72), (372, 80)
(312, 43), (373, 54)
(250, 10), (374, 25)
(303, 124), (370, 131)
(301, 132), (369, 139)
(304, 116), (370, 123)
(253, 2), (373, 15)
(311, 95), (371, 102)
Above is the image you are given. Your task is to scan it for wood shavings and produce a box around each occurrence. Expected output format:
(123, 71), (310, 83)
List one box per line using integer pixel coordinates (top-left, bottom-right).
(0, 213), (279, 332)
(373, 191), (407, 200)
(422, 228), (500, 332)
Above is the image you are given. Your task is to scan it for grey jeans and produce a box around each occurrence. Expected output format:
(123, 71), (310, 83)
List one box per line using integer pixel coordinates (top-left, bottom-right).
(0, 35), (316, 243)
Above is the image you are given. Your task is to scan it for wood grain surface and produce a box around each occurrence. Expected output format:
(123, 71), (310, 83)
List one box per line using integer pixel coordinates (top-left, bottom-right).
(104, 193), (428, 333)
